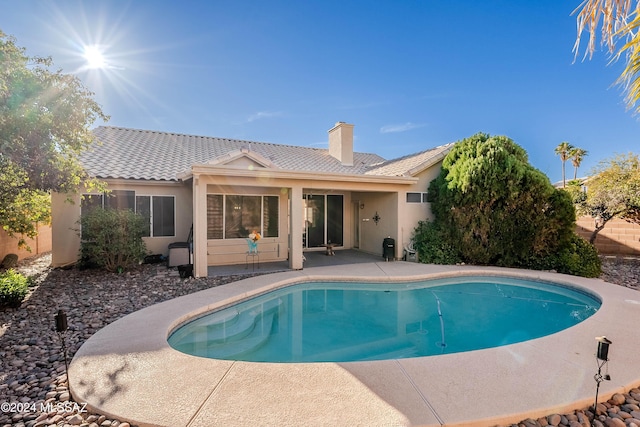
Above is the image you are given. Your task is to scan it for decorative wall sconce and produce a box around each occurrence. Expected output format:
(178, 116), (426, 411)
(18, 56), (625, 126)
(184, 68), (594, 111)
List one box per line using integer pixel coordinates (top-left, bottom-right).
(372, 212), (381, 225)
(360, 203), (365, 210)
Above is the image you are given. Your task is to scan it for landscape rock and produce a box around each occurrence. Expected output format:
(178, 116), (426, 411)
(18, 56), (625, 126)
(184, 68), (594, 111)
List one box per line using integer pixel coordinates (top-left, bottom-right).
(611, 393), (627, 405)
(0, 253), (250, 427)
(2, 253), (639, 427)
(547, 414), (562, 426)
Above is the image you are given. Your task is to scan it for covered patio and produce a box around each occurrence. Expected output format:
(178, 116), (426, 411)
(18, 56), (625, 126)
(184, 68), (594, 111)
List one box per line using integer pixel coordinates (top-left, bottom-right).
(206, 249), (391, 276)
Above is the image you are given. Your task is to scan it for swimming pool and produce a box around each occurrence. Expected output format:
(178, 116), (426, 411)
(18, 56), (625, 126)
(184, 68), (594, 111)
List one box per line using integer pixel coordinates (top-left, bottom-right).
(70, 264), (640, 427)
(168, 276), (600, 362)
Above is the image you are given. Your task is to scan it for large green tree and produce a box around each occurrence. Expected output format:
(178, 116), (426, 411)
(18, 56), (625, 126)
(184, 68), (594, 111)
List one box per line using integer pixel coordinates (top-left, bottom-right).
(568, 152), (640, 243)
(425, 133), (576, 267)
(574, 0), (640, 113)
(0, 30), (108, 245)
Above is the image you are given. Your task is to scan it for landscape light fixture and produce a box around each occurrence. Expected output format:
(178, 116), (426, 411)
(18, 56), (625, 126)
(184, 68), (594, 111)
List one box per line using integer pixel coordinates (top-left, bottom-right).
(592, 336), (612, 421)
(55, 309), (70, 377)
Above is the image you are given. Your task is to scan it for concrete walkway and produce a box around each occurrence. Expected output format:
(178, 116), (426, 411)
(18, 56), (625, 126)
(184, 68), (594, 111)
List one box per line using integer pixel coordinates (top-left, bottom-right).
(69, 262), (640, 427)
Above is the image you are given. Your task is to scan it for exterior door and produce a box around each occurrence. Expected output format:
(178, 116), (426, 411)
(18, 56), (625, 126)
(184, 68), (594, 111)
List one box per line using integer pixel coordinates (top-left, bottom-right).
(303, 194), (343, 249)
(304, 194), (325, 248)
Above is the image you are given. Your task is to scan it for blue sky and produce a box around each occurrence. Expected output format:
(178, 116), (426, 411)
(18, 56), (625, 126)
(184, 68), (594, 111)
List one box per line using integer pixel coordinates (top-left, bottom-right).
(3, 0), (639, 183)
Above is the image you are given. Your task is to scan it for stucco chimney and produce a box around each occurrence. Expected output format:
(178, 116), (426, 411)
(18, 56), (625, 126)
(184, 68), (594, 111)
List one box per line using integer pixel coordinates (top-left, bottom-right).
(328, 122), (354, 166)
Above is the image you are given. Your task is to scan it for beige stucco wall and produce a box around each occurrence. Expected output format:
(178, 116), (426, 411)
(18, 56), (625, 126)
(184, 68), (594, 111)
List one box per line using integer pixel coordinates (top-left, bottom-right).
(51, 191), (81, 267)
(353, 159), (444, 259)
(51, 181), (192, 267)
(352, 192), (396, 257)
(398, 163), (443, 246)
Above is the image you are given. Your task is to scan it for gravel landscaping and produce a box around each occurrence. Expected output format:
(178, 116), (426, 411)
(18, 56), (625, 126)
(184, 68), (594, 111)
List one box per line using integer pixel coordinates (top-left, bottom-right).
(1, 253), (639, 427)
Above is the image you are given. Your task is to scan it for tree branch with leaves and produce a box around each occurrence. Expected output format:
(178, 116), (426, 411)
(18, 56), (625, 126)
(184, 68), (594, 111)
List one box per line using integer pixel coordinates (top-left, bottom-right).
(568, 152), (640, 243)
(0, 30), (108, 246)
(574, 0), (640, 113)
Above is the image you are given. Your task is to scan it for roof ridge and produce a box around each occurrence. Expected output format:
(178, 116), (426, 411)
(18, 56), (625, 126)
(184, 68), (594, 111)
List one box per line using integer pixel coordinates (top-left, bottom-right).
(369, 142), (454, 168)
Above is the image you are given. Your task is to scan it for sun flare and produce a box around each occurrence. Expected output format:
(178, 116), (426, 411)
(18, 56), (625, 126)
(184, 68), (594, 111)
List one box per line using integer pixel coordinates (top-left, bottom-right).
(83, 45), (106, 69)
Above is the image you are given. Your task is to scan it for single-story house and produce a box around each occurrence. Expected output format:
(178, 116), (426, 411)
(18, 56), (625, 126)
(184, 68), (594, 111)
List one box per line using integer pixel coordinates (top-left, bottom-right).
(51, 122), (453, 277)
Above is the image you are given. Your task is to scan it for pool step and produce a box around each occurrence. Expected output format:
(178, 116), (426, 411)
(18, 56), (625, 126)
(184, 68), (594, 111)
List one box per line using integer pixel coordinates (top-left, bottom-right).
(205, 311), (276, 359)
(168, 310), (241, 344)
(170, 298), (281, 349)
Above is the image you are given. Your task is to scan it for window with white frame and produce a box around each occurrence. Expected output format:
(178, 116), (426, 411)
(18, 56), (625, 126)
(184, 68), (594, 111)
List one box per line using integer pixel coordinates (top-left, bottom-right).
(406, 192), (429, 203)
(136, 195), (175, 237)
(207, 194), (279, 239)
(80, 191), (176, 237)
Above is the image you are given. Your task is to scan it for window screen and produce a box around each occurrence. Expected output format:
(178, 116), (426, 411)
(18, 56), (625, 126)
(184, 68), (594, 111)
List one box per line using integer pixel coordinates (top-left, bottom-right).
(406, 192), (422, 203)
(152, 196), (175, 237)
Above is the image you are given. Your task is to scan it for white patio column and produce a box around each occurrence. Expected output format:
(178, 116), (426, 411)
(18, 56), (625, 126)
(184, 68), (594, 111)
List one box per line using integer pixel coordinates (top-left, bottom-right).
(289, 185), (304, 270)
(193, 175), (208, 278)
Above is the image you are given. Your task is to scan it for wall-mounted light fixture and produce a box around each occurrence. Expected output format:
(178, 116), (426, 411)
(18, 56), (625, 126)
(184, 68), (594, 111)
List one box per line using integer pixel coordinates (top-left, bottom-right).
(360, 203), (365, 210)
(373, 212), (381, 225)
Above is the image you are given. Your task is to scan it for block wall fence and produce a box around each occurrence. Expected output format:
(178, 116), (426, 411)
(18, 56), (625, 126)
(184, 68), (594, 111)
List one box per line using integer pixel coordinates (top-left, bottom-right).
(576, 216), (640, 257)
(0, 223), (52, 263)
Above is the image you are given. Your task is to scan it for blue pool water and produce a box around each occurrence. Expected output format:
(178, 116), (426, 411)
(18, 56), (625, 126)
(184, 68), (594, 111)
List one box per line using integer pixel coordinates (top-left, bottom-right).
(168, 276), (600, 363)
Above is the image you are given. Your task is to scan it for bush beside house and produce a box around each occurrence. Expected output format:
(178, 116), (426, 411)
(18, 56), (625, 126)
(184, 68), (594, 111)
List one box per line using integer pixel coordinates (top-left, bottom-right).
(79, 208), (148, 272)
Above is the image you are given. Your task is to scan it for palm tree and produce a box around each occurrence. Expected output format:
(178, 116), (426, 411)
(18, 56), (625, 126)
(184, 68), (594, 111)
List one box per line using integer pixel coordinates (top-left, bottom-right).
(555, 141), (574, 188)
(574, 0), (640, 113)
(570, 147), (588, 180)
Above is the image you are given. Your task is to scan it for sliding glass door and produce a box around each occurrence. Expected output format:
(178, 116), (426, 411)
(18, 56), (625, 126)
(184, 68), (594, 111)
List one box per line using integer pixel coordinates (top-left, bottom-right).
(304, 195), (325, 248)
(303, 194), (343, 249)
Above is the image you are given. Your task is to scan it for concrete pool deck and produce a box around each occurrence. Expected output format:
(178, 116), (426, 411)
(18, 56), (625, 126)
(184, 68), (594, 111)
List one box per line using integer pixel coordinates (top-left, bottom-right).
(69, 262), (640, 427)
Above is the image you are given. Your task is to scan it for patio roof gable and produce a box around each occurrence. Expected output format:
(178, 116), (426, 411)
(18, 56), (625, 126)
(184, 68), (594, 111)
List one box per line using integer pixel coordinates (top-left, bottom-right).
(206, 148), (279, 169)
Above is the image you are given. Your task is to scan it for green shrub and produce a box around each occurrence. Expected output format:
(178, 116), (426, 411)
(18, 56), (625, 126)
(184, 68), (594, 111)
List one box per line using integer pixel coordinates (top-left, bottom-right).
(521, 234), (602, 277)
(555, 234), (602, 278)
(79, 208), (148, 272)
(412, 220), (462, 265)
(0, 269), (29, 308)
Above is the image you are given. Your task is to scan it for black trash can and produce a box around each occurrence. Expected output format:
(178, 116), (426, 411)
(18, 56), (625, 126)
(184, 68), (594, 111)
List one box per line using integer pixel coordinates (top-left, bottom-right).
(382, 237), (395, 261)
(178, 264), (193, 279)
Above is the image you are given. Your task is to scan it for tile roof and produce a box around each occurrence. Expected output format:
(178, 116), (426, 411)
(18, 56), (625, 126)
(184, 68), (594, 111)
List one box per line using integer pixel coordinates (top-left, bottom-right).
(365, 143), (454, 177)
(82, 126), (451, 181)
